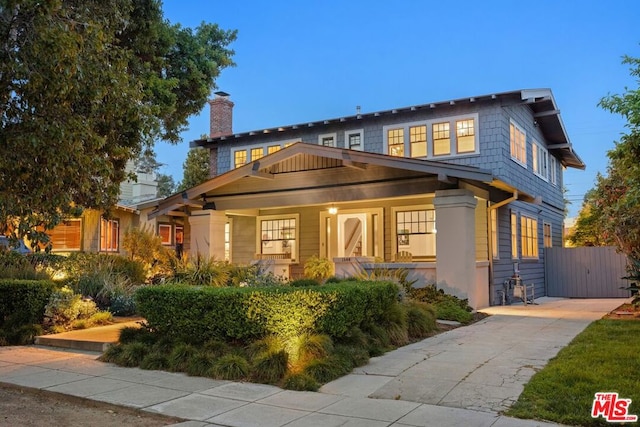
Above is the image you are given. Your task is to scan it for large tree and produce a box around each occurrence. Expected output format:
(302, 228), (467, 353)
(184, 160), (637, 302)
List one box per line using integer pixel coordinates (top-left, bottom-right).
(177, 147), (210, 192)
(574, 55), (640, 259)
(0, 0), (235, 246)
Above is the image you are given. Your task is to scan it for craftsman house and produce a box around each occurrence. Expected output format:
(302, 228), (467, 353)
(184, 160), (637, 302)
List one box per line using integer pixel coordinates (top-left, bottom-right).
(151, 89), (584, 308)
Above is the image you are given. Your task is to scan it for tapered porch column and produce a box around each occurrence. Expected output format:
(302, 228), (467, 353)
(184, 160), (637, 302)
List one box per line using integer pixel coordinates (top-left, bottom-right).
(434, 189), (480, 309)
(188, 210), (226, 259)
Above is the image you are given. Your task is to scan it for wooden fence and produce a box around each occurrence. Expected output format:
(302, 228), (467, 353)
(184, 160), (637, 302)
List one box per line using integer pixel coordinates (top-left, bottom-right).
(545, 246), (631, 298)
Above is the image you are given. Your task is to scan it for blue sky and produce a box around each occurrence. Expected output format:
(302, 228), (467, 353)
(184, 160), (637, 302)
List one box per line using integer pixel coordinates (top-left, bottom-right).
(158, 0), (639, 218)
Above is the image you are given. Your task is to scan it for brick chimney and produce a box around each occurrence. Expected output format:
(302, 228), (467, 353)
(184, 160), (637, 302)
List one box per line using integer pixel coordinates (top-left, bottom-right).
(208, 91), (234, 138)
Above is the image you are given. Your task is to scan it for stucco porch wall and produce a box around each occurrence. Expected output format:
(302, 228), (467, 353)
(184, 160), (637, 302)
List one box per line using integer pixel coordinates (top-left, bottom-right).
(334, 259), (490, 309)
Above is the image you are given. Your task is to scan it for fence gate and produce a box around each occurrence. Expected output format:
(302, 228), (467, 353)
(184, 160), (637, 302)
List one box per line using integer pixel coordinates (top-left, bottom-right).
(546, 246), (630, 298)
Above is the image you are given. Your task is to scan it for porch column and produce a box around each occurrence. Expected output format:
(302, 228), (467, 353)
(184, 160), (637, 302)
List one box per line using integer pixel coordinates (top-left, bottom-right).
(434, 189), (480, 309)
(188, 210), (226, 259)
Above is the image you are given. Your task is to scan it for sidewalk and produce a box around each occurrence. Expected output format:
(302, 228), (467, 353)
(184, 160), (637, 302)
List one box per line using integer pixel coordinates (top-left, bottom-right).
(0, 297), (626, 427)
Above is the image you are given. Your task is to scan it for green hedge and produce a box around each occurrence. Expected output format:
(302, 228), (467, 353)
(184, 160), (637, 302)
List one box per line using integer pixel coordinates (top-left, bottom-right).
(135, 281), (398, 342)
(0, 279), (56, 328)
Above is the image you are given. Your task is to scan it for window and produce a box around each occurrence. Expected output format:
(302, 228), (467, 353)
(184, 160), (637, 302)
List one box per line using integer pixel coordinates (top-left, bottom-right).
(158, 224), (172, 245)
(549, 156), (558, 185)
(409, 125), (427, 157)
(267, 145), (281, 154)
(100, 218), (119, 252)
(318, 133), (336, 147)
(251, 147), (264, 161)
(224, 222), (230, 262)
(48, 219), (81, 251)
(432, 122), (450, 156)
(510, 121), (527, 166)
(456, 119), (475, 153)
(259, 216), (297, 260)
(491, 209), (498, 259)
(511, 211), (518, 259)
(234, 150), (247, 168)
(345, 129), (364, 151)
(395, 208), (436, 258)
(532, 141), (548, 180)
(387, 128), (404, 157)
(521, 215), (538, 258)
(543, 222), (552, 248)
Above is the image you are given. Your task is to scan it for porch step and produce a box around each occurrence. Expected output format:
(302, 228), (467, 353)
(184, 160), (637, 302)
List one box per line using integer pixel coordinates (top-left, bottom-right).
(34, 319), (143, 353)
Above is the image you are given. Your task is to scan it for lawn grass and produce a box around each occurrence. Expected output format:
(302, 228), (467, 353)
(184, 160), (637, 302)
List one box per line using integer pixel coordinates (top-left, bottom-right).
(506, 319), (640, 426)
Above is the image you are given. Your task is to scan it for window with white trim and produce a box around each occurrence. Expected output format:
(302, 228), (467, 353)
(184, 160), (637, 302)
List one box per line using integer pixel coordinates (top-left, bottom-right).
(345, 129), (364, 151)
(234, 150), (247, 168)
(383, 114), (478, 159)
(543, 222), (552, 248)
(532, 141), (548, 180)
(318, 133), (336, 147)
(100, 218), (119, 252)
(511, 211), (518, 259)
(267, 145), (281, 154)
(432, 121), (451, 156)
(258, 215), (298, 261)
(394, 208), (436, 258)
(510, 121), (527, 166)
(410, 125), (427, 157)
(491, 209), (499, 259)
(521, 215), (538, 258)
(549, 156), (558, 185)
(387, 128), (404, 157)
(224, 221), (231, 262)
(251, 147), (264, 161)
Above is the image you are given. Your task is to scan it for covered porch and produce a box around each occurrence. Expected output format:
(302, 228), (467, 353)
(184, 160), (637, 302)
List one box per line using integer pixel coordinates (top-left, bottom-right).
(151, 144), (531, 309)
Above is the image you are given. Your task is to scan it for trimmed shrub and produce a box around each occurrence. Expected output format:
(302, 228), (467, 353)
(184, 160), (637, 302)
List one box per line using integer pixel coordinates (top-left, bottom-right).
(289, 278), (320, 287)
(303, 255), (334, 282)
(0, 279), (55, 330)
(119, 325), (155, 345)
(135, 281), (398, 343)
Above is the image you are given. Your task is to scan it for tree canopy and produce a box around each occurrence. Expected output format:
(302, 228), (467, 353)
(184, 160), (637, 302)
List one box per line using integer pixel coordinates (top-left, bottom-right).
(0, 0), (235, 246)
(177, 147), (210, 192)
(570, 55), (640, 260)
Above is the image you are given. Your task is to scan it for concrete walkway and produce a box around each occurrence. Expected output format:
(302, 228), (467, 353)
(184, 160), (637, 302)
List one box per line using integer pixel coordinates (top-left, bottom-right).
(0, 297), (626, 426)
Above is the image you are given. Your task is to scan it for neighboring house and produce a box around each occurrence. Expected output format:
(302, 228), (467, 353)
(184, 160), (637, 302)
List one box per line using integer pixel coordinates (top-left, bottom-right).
(45, 161), (167, 255)
(151, 89), (584, 309)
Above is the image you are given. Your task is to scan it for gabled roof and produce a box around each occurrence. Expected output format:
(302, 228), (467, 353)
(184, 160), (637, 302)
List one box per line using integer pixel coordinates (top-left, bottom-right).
(192, 88), (585, 170)
(150, 143), (529, 219)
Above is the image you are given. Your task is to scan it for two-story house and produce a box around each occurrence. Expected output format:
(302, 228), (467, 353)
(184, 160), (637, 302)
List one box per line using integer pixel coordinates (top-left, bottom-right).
(150, 89), (584, 309)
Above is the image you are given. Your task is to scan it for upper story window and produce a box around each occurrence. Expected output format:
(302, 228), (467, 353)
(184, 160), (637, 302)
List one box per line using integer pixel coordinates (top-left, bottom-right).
(267, 145), (281, 154)
(234, 150), (247, 168)
(251, 147), (265, 161)
(100, 218), (119, 252)
(346, 129), (364, 151)
(549, 156), (558, 185)
(456, 119), (476, 153)
(410, 125), (427, 157)
(387, 128), (405, 157)
(319, 133), (337, 147)
(532, 141), (548, 180)
(432, 122), (450, 156)
(384, 114), (478, 159)
(510, 121), (527, 166)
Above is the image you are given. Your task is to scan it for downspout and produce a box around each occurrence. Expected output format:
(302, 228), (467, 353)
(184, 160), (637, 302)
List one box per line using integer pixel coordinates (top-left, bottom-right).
(487, 191), (518, 305)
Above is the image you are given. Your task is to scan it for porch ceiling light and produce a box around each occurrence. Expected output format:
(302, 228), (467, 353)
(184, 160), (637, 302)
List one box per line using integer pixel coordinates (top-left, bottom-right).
(328, 205), (338, 215)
